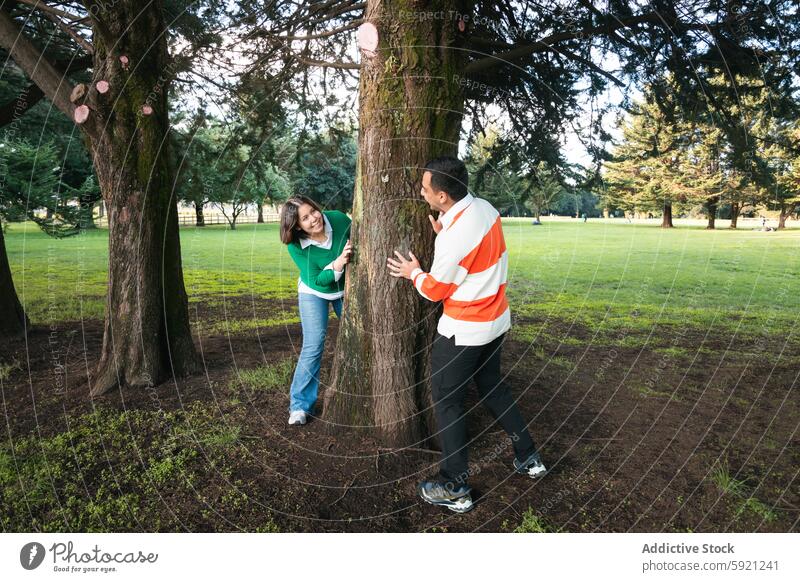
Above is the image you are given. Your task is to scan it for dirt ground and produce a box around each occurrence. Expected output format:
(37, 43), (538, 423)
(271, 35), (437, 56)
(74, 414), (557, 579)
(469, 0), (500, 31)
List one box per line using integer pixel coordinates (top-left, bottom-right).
(2, 298), (798, 532)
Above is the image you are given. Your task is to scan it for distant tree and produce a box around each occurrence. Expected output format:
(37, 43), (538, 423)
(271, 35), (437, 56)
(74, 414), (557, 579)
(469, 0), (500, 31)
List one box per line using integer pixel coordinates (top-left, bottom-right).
(291, 128), (356, 211)
(254, 163), (292, 221)
(604, 82), (697, 227)
(525, 162), (566, 221)
(767, 120), (800, 229)
(466, 127), (532, 216)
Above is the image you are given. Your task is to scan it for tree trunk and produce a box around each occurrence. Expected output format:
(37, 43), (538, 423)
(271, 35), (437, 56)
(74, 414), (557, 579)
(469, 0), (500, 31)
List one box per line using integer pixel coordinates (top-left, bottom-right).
(195, 201), (205, 226)
(89, 2), (198, 396)
(257, 204), (264, 223)
(730, 201), (740, 228)
(323, 0), (466, 447)
(706, 196), (718, 229)
(661, 201), (673, 228)
(777, 203), (794, 230)
(97, 200), (105, 218)
(78, 192), (97, 230)
(0, 224), (29, 338)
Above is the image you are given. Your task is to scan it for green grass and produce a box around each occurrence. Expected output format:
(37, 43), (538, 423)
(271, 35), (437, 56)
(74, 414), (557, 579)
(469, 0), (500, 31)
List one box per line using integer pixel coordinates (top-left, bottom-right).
(5, 220), (800, 342)
(233, 359), (295, 392)
(0, 359), (21, 382)
(509, 508), (552, 533)
(197, 312), (300, 336)
(711, 459), (778, 523)
(0, 402), (278, 532)
(4, 222), (298, 324)
(502, 219), (800, 340)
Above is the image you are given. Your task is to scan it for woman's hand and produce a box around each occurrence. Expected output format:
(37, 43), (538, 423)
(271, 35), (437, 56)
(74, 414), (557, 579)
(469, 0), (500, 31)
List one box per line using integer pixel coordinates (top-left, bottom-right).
(333, 240), (352, 271)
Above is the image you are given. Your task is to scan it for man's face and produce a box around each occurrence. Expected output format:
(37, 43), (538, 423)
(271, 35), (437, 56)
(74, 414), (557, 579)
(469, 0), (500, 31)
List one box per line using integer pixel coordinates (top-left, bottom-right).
(420, 171), (446, 212)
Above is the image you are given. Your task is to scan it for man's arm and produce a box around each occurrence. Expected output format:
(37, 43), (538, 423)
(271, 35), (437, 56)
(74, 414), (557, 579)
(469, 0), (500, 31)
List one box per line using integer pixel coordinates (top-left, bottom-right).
(410, 242), (468, 301)
(387, 239), (467, 302)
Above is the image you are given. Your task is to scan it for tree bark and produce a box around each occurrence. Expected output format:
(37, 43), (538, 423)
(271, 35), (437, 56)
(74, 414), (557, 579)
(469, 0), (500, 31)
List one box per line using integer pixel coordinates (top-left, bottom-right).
(730, 201), (740, 228)
(661, 201), (673, 228)
(87, 2), (199, 395)
(78, 192), (97, 230)
(257, 204), (264, 223)
(323, 0), (467, 447)
(0, 224), (29, 338)
(195, 201), (205, 226)
(706, 196), (718, 229)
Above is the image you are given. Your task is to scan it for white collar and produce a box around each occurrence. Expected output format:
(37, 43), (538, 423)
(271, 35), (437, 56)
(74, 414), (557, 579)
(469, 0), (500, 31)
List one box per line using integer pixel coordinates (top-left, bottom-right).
(439, 193), (474, 230)
(299, 214), (332, 249)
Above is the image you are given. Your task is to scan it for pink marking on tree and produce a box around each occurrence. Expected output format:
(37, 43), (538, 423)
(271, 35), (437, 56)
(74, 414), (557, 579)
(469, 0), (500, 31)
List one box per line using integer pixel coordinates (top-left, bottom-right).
(357, 22), (378, 55)
(141, 104), (153, 116)
(74, 104), (90, 124)
(119, 55), (129, 69)
(458, 19), (466, 32)
(96, 80), (110, 94)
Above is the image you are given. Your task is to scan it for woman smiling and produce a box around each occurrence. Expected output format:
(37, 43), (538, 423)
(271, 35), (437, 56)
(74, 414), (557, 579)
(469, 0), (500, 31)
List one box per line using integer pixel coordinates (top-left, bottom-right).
(279, 197), (352, 425)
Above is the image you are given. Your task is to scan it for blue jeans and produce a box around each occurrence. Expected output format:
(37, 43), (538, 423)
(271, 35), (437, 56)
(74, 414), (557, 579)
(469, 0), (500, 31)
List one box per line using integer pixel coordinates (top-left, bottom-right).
(289, 293), (342, 413)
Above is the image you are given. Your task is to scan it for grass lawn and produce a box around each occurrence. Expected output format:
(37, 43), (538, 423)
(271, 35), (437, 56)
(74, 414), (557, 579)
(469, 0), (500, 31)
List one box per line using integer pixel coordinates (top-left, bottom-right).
(5, 219), (799, 338)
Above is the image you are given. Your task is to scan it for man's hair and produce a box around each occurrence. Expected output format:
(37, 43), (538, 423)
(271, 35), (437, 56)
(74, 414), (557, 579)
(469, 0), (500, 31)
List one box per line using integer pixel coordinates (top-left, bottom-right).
(279, 196), (323, 244)
(423, 156), (469, 201)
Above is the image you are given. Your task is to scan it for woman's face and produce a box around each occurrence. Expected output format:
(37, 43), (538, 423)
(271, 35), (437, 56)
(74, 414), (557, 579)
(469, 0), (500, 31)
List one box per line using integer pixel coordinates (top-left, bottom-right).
(297, 203), (324, 236)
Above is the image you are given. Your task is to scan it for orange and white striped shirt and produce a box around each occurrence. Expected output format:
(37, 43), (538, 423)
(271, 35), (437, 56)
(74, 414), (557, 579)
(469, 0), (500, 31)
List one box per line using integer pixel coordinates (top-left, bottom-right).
(410, 193), (511, 346)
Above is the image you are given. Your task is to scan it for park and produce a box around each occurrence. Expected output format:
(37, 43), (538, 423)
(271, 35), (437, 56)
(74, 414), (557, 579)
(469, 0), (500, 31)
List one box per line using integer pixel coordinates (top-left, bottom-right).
(1, 0), (799, 535)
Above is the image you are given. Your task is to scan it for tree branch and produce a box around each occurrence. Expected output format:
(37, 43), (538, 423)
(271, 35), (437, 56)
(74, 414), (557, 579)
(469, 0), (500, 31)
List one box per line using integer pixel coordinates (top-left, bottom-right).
(555, 46), (625, 87)
(16, 0), (84, 22)
(276, 19), (362, 41)
(297, 56), (360, 70)
(0, 8), (76, 122)
(464, 12), (685, 74)
(40, 9), (93, 54)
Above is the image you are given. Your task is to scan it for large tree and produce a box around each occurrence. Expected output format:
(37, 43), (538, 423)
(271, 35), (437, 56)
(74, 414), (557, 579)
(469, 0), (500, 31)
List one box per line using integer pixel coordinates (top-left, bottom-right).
(320, 1), (467, 446)
(0, 2), (204, 395)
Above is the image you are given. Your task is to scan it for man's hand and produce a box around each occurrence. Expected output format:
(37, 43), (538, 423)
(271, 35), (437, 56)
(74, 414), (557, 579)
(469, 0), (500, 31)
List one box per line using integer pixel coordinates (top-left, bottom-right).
(387, 250), (421, 279)
(428, 214), (443, 234)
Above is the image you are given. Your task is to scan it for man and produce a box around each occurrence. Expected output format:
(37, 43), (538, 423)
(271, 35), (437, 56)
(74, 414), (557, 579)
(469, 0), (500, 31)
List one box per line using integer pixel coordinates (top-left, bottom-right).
(387, 156), (546, 514)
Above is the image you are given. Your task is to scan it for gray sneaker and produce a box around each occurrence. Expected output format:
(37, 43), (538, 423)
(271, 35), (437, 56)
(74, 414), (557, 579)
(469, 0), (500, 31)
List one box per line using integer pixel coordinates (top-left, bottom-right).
(417, 480), (474, 513)
(514, 452), (547, 478)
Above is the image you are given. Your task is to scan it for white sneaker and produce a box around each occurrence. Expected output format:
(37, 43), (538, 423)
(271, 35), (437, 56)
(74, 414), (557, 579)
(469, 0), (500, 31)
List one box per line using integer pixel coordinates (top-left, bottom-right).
(288, 411), (307, 425)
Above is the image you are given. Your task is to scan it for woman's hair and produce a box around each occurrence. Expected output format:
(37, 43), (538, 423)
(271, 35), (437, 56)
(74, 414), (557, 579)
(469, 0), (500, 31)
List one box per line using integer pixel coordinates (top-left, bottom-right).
(279, 196), (323, 244)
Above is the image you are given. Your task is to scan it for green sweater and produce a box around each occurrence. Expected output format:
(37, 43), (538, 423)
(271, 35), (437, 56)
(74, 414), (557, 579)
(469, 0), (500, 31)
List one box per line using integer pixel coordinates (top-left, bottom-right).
(286, 210), (352, 294)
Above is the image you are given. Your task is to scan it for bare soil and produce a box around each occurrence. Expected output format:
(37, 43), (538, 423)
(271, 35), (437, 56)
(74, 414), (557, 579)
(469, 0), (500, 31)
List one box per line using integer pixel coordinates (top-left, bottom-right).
(2, 297), (798, 532)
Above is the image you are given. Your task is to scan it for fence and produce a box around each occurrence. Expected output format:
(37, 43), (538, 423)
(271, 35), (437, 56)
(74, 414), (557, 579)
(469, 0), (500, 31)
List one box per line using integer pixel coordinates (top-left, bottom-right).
(92, 213), (281, 228)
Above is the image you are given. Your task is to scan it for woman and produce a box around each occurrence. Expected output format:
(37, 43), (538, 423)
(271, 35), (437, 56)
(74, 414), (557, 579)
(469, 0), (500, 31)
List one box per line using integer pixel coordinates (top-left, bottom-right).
(280, 196), (352, 425)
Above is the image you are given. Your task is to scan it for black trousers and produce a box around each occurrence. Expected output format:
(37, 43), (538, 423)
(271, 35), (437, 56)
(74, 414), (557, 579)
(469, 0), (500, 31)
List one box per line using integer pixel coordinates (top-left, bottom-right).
(431, 332), (537, 489)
